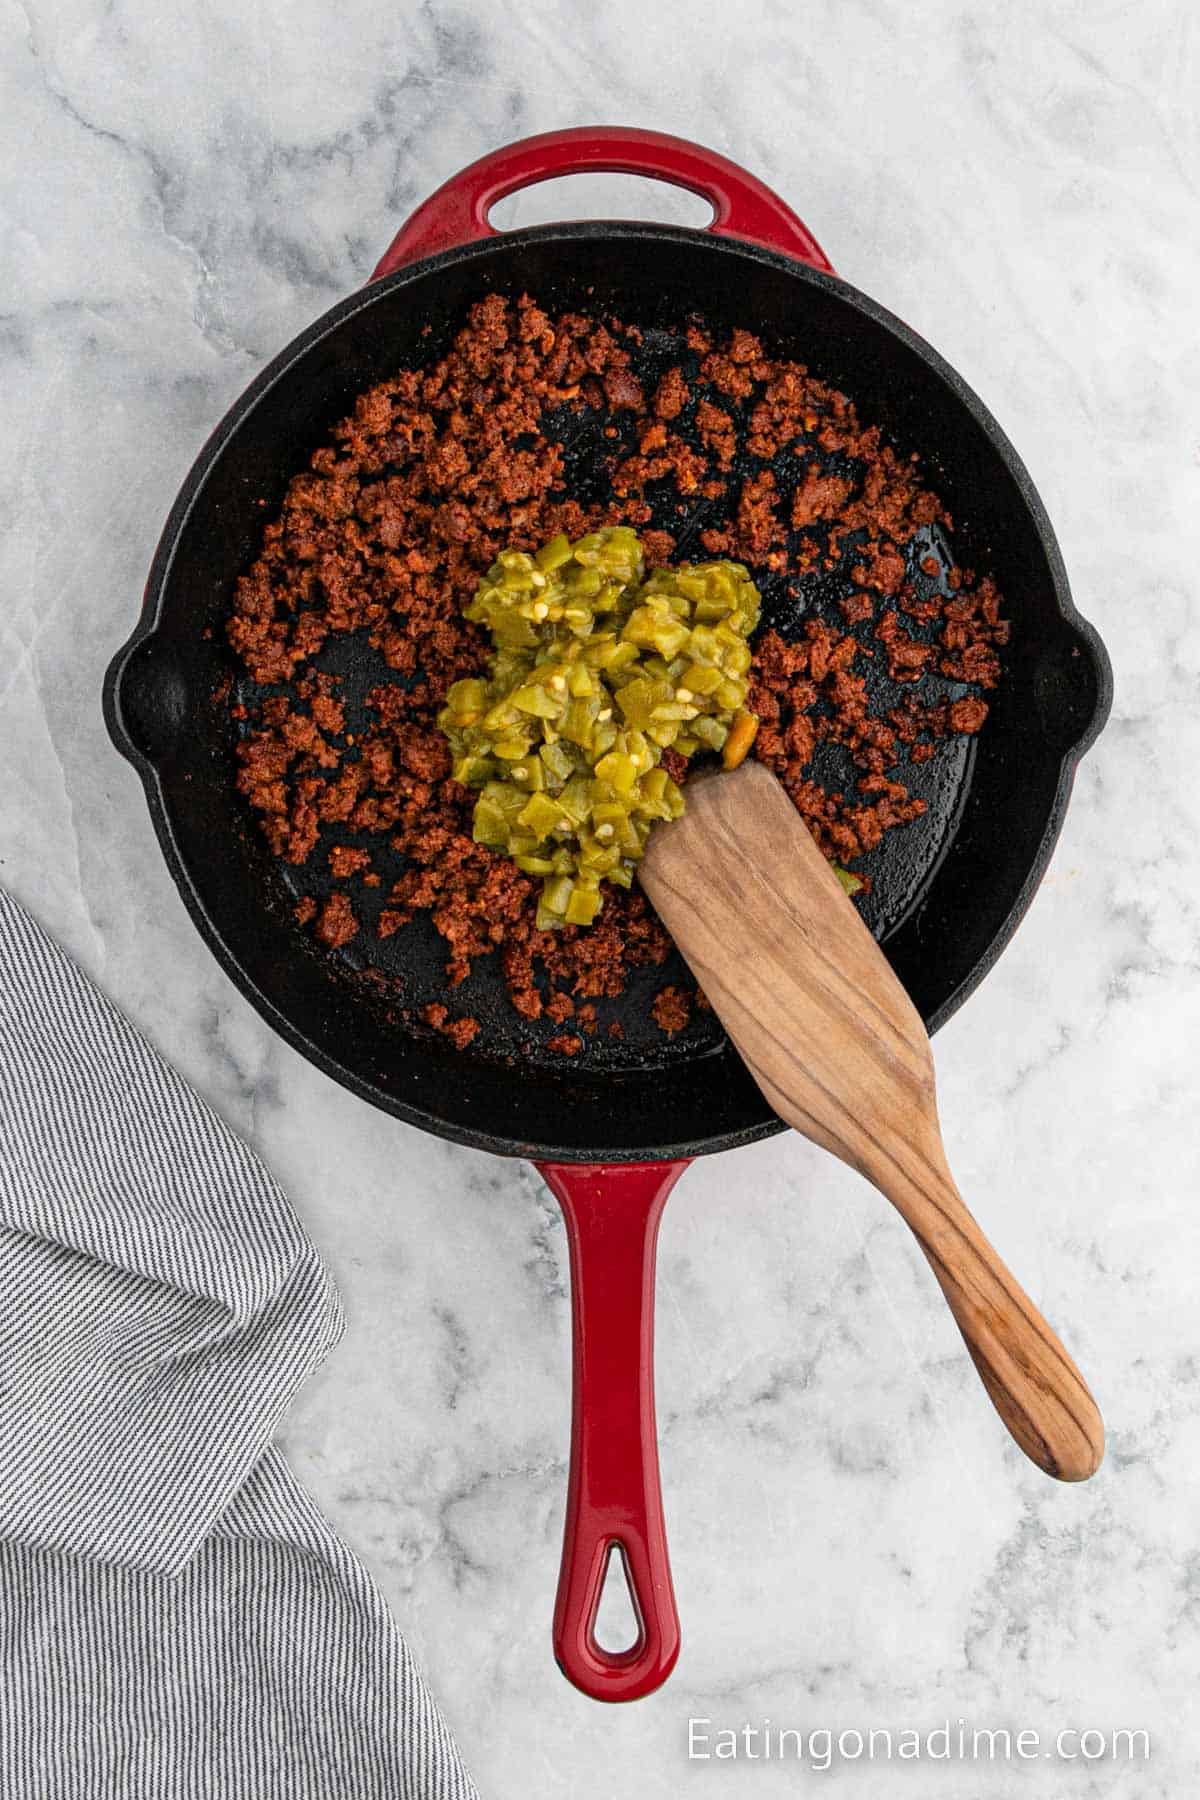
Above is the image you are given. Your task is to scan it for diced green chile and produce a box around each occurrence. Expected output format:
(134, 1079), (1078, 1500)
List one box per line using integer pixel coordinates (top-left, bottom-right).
(439, 529), (762, 928)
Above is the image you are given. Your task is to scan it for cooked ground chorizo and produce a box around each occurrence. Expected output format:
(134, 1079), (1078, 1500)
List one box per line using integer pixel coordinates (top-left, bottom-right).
(421, 1003), (481, 1051)
(329, 845), (370, 880)
(651, 986), (691, 1036)
(227, 293), (1008, 1053)
(315, 892), (358, 949)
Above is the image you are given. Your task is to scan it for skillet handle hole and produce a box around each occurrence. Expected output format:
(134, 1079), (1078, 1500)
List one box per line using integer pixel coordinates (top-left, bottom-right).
(591, 1543), (642, 1656)
(488, 172), (716, 235)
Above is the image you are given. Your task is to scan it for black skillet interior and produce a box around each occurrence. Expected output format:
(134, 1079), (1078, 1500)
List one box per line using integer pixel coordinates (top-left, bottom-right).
(105, 224), (1111, 1162)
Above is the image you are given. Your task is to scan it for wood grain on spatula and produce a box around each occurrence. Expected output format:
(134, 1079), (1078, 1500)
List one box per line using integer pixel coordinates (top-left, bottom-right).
(640, 759), (1103, 1482)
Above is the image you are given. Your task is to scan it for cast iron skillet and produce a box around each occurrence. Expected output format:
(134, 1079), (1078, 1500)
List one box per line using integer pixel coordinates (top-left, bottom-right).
(105, 129), (1112, 1702)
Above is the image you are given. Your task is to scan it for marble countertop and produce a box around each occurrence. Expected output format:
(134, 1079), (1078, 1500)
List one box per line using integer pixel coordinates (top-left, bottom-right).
(3, 0), (1197, 1792)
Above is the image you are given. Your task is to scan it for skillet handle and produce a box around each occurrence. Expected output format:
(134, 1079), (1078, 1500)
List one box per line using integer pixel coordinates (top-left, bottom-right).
(371, 127), (833, 278)
(536, 1157), (688, 1702)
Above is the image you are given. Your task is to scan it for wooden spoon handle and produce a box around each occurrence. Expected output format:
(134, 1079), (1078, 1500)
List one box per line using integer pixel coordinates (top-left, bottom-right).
(869, 1151), (1104, 1481)
(729, 1022), (1103, 1479)
(639, 762), (1103, 1482)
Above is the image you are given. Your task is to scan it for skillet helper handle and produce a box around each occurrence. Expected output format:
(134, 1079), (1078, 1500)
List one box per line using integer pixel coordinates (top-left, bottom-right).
(536, 1159), (687, 1702)
(371, 126), (833, 277)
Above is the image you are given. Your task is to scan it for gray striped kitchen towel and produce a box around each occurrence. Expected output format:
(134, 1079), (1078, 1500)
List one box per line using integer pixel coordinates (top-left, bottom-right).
(0, 886), (479, 1799)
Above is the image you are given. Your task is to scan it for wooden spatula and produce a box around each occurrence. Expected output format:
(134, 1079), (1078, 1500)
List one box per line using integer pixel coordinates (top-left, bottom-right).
(640, 759), (1103, 1481)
